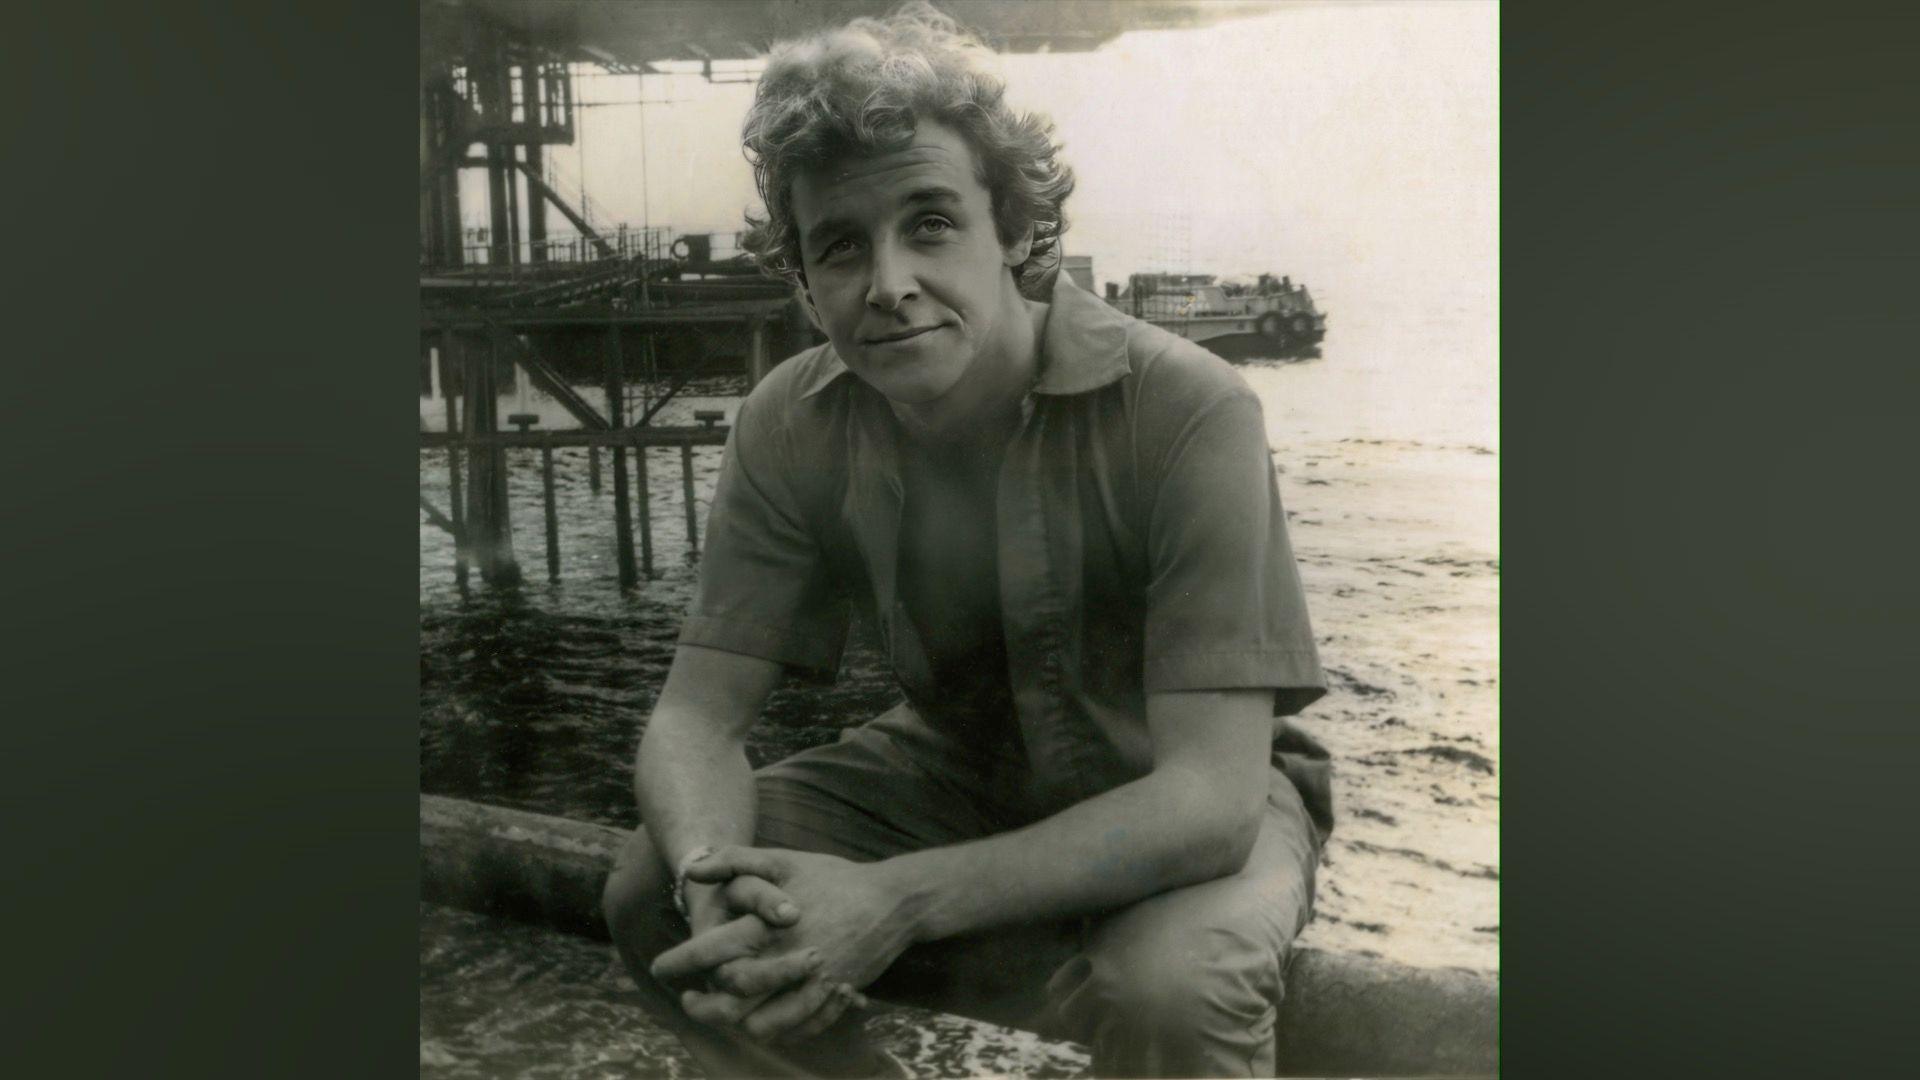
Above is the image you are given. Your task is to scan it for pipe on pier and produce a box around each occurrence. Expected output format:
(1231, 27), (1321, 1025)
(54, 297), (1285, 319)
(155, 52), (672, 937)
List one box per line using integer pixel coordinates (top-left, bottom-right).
(420, 795), (1497, 1078)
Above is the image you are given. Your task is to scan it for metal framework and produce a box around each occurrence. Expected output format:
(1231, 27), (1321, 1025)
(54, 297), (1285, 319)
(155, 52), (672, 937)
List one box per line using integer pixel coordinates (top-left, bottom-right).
(417, 0), (1284, 589)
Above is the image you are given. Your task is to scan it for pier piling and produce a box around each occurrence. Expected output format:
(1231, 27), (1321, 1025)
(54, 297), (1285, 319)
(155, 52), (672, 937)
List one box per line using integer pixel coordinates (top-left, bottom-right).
(606, 326), (638, 590)
(680, 444), (699, 558)
(463, 337), (520, 585)
(420, 300), (771, 592)
(747, 318), (770, 389)
(439, 332), (468, 590)
(541, 443), (560, 583)
(635, 446), (654, 578)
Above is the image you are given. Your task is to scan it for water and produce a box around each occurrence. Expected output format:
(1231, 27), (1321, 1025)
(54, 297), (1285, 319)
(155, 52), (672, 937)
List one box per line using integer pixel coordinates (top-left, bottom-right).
(419, 300), (1497, 1073)
(419, 386), (905, 828)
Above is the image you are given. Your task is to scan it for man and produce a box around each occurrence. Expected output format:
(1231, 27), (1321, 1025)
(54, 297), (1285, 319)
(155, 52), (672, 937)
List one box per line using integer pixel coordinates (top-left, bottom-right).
(602, 5), (1333, 1076)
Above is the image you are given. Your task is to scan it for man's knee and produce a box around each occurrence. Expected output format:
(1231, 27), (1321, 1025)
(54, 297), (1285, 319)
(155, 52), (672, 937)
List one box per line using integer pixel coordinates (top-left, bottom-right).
(1046, 911), (1285, 1078)
(1080, 923), (1278, 1029)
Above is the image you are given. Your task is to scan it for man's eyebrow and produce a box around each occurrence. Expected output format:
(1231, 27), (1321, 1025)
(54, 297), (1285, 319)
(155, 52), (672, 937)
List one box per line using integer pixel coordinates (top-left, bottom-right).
(802, 187), (965, 252)
(801, 215), (858, 251)
(899, 185), (963, 208)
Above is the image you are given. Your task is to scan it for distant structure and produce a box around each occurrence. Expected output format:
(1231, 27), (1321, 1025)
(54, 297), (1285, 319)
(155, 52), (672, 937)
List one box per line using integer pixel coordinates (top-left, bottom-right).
(420, 0), (1279, 274)
(418, 0), (1286, 588)
(1062, 255), (1095, 293)
(1114, 267), (1328, 355)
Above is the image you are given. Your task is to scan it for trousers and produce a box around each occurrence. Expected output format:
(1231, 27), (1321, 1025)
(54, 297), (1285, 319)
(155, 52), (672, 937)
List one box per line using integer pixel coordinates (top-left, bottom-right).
(602, 704), (1321, 1078)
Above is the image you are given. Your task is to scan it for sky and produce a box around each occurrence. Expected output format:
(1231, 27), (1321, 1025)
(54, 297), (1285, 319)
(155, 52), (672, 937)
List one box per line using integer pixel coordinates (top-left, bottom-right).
(460, 0), (1497, 440)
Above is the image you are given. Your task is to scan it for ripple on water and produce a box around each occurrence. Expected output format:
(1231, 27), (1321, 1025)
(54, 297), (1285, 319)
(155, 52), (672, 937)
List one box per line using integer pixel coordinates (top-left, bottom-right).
(419, 382), (1498, 1064)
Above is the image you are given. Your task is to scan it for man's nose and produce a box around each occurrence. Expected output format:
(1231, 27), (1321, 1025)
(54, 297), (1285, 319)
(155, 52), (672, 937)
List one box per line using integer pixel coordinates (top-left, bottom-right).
(865, 243), (918, 312)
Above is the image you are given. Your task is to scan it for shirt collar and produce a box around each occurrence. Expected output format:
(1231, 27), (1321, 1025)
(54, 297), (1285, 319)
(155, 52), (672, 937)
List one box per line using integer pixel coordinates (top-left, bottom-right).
(796, 273), (1132, 399)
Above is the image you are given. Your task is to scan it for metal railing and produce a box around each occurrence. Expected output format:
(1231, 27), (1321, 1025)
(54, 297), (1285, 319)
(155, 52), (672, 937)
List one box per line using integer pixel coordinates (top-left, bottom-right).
(425, 226), (746, 279)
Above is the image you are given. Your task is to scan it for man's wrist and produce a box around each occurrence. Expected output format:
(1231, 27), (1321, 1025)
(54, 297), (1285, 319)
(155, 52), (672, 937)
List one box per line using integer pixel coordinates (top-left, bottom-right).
(870, 855), (938, 946)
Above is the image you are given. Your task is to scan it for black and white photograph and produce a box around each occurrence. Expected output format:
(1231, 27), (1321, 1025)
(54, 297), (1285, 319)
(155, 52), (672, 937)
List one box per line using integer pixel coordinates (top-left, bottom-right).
(417, 1), (1497, 1075)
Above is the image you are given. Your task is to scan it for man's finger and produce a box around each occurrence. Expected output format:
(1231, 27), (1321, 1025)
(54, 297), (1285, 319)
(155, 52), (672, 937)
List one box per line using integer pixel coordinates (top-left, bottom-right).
(682, 845), (792, 886)
(740, 977), (842, 1042)
(713, 948), (822, 998)
(779, 984), (861, 1044)
(723, 875), (802, 927)
(681, 987), (761, 1029)
(650, 915), (768, 983)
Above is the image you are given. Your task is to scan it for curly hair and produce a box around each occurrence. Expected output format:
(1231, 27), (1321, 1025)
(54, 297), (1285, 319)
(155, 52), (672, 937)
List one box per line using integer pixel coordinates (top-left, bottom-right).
(739, 1), (1075, 297)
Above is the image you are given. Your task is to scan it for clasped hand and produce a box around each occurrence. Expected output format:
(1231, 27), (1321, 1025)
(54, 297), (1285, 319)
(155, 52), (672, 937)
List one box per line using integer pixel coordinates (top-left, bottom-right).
(650, 847), (914, 1043)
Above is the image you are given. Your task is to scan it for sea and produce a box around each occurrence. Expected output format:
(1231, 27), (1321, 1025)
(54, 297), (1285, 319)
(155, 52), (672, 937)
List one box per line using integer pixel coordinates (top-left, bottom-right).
(418, 290), (1497, 1076)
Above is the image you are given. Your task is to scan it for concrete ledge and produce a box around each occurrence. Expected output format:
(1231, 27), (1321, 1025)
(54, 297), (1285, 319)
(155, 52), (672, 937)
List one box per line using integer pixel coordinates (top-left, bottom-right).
(421, 794), (1496, 1077)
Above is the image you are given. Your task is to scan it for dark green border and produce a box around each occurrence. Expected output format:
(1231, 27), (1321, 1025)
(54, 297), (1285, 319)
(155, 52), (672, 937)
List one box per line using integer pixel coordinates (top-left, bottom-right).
(1501, 1), (1918, 1075)
(8, 1), (1917, 1076)
(7, 3), (418, 1076)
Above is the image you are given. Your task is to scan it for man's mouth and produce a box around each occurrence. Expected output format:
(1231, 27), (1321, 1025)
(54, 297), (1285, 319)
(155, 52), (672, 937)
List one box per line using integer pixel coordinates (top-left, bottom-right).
(862, 325), (940, 345)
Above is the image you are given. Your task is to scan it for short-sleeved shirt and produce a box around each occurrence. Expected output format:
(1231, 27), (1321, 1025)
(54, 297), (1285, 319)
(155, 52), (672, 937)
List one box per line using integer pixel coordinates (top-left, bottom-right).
(681, 276), (1333, 834)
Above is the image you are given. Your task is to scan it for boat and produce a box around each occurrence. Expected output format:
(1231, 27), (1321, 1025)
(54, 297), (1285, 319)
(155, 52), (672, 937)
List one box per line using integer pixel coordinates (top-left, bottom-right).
(1111, 270), (1328, 357)
(1057, 257), (1327, 359)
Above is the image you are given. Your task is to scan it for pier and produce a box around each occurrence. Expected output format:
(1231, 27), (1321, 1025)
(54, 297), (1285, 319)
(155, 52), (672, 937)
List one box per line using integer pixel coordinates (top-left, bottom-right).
(418, 0), (1300, 594)
(418, 292), (800, 590)
(420, 1), (834, 590)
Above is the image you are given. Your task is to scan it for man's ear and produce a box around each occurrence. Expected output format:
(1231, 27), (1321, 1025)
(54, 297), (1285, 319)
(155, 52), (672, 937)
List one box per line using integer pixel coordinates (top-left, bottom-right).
(1002, 221), (1035, 268)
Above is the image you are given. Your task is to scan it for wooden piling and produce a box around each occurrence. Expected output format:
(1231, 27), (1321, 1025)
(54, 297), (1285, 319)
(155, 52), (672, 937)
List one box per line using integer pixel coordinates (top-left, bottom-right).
(635, 446), (654, 578)
(490, 340), (518, 582)
(464, 334), (520, 585)
(680, 443), (699, 558)
(541, 442), (559, 583)
(606, 325), (638, 590)
(462, 345), (489, 569)
(588, 445), (601, 494)
(439, 332), (467, 590)
(418, 423), (729, 589)
(746, 317), (770, 390)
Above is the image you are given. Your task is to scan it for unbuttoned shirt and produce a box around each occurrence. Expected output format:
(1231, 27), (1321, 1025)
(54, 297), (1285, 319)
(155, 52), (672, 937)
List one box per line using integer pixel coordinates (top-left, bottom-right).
(680, 276), (1334, 835)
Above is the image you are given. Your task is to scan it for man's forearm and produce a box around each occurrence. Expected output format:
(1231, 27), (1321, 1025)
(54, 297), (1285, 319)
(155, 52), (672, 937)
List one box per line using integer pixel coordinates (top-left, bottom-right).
(637, 711), (758, 873)
(875, 764), (1259, 945)
(634, 645), (783, 876)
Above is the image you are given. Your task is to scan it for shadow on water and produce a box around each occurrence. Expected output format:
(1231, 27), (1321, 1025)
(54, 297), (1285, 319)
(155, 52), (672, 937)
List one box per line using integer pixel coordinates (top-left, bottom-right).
(418, 335), (1312, 832)
(422, 386), (905, 828)
(1198, 335), (1325, 364)
(420, 570), (901, 830)
(415, 342), (1324, 830)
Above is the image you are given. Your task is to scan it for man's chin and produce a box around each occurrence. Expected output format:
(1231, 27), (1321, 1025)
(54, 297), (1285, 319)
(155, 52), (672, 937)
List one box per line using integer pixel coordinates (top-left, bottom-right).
(868, 377), (951, 406)
(851, 362), (961, 407)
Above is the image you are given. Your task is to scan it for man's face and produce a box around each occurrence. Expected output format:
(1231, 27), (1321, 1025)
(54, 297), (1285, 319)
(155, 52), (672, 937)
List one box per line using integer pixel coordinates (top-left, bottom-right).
(790, 121), (1031, 405)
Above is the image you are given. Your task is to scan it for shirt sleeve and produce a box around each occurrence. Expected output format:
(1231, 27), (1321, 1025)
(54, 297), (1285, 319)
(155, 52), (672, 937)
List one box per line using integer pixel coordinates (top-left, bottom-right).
(676, 389), (849, 676)
(1141, 386), (1327, 715)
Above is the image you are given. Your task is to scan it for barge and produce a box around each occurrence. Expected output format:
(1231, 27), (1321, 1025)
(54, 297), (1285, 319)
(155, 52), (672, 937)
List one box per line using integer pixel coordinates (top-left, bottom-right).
(1081, 264), (1328, 359)
(1121, 271), (1326, 354)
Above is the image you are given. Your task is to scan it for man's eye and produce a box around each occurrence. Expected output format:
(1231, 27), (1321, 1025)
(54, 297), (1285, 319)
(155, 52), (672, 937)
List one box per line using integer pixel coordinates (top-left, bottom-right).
(819, 238), (856, 259)
(913, 217), (953, 236)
